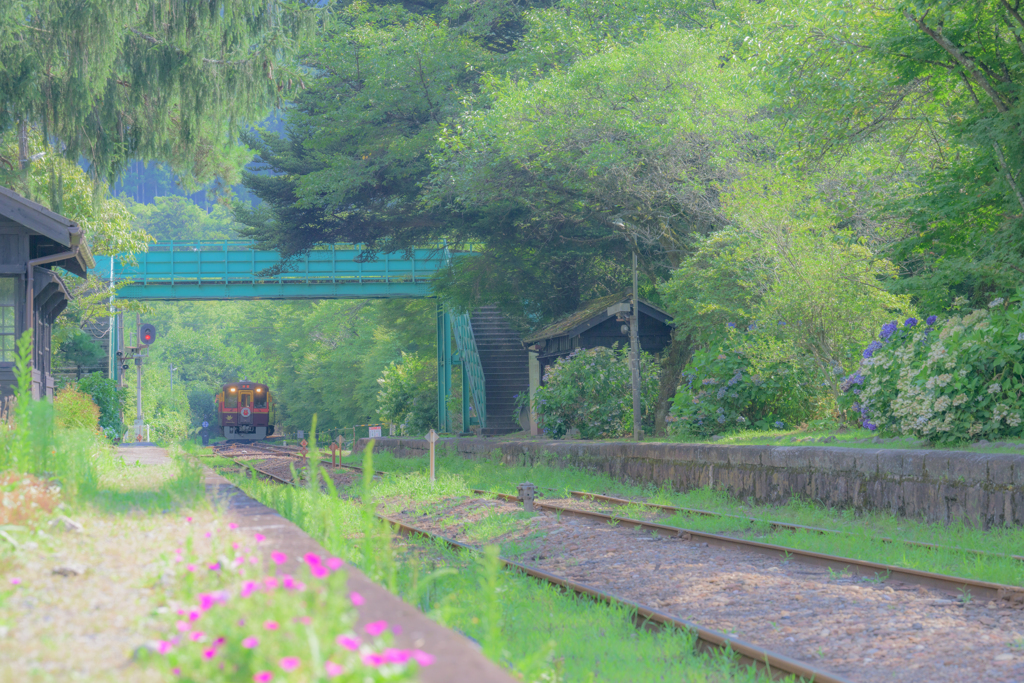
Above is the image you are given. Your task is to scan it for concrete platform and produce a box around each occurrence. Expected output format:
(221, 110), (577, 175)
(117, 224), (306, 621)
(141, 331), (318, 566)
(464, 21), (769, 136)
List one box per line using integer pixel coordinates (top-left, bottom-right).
(117, 445), (515, 683)
(358, 437), (1024, 527)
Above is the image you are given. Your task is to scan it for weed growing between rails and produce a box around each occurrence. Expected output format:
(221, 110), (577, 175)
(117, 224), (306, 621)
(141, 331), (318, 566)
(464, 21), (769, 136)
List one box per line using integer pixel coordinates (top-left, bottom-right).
(233, 444), (786, 683)
(340, 449), (1024, 587)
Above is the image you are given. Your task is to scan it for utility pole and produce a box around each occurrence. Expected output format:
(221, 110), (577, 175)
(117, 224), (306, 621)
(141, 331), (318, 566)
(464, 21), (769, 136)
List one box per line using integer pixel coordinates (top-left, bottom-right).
(169, 363), (176, 401)
(631, 249), (641, 441)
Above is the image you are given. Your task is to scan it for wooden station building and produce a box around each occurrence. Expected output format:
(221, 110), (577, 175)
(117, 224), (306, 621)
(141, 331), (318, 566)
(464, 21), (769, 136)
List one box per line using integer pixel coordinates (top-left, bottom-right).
(0, 186), (95, 400)
(518, 292), (674, 433)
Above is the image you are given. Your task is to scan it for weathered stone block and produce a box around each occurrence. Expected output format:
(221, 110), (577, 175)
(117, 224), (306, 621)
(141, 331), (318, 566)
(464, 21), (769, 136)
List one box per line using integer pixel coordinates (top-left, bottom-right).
(949, 453), (990, 484)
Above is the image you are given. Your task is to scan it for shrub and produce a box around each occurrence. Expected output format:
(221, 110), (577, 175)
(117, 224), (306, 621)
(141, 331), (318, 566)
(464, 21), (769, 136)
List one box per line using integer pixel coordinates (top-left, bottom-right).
(53, 385), (100, 432)
(78, 373), (128, 441)
(532, 345), (659, 439)
(841, 293), (1024, 443)
(376, 352), (436, 435)
(149, 410), (192, 445)
(667, 343), (821, 438)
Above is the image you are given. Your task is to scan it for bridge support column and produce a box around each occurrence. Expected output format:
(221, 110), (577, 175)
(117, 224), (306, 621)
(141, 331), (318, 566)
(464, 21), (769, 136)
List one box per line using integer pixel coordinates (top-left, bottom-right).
(436, 300), (452, 433)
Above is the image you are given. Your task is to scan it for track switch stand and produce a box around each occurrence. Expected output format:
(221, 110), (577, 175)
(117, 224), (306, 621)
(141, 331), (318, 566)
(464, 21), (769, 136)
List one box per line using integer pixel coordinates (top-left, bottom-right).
(517, 482), (537, 512)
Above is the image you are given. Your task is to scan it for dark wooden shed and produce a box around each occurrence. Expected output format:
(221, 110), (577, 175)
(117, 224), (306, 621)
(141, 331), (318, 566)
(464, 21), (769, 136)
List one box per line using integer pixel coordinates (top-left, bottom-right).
(522, 292), (674, 367)
(0, 186), (94, 400)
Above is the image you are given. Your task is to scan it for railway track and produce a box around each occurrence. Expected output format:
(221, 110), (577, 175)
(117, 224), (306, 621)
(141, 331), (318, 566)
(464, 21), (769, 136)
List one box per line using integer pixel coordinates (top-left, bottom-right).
(210, 445), (1024, 681)
(211, 443), (851, 682)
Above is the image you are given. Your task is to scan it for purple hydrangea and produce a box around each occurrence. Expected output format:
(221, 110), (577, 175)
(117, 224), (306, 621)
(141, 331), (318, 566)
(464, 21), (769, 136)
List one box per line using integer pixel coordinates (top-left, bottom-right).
(863, 422), (877, 431)
(904, 317), (918, 328)
(773, 420), (785, 429)
(862, 341), (883, 359)
(926, 315), (937, 326)
(727, 322), (736, 328)
(879, 321), (898, 340)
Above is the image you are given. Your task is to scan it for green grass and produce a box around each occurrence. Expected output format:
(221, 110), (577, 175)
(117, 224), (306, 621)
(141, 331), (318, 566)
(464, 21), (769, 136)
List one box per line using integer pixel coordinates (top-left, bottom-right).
(338, 448), (1024, 587)
(230, 449), (790, 683)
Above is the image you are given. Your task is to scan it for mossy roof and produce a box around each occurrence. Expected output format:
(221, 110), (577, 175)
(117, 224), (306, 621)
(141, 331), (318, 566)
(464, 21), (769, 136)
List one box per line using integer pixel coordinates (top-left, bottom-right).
(522, 291), (671, 344)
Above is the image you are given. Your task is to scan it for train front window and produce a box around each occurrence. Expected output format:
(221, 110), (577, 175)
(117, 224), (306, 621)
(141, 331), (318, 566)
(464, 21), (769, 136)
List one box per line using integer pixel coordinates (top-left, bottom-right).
(224, 391), (237, 409)
(240, 393), (252, 409)
(254, 390), (267, 409)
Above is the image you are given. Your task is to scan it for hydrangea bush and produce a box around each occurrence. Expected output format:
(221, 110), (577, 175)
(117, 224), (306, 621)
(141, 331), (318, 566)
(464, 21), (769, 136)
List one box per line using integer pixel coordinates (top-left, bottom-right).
(840, 293), (1024, 443)
(667, 342), (821, 438)
(531, 345), (659, 439)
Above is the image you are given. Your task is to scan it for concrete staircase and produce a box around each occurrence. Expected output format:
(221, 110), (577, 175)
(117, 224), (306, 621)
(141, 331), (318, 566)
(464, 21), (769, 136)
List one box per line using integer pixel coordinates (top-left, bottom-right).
(470, 307), (529, 436)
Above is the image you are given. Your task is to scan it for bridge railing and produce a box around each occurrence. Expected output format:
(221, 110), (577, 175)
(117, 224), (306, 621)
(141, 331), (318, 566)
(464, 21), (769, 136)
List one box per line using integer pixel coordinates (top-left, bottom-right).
(95, 242), (452, 285)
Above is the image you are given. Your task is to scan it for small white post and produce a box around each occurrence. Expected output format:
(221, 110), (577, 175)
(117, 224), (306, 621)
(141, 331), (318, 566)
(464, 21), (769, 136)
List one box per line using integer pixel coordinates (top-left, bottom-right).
(426, 429), (439, 484)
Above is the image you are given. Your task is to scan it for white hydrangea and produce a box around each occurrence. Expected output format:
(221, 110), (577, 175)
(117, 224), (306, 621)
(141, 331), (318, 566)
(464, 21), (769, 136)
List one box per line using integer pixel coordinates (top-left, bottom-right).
(987, 382), (1002, 395)
(989, 298), (1005, 308)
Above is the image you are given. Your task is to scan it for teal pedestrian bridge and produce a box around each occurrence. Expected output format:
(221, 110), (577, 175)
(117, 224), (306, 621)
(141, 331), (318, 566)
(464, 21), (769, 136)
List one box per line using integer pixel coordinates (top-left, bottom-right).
(94, 240), (490, 432)
(92, 240), (445, 300)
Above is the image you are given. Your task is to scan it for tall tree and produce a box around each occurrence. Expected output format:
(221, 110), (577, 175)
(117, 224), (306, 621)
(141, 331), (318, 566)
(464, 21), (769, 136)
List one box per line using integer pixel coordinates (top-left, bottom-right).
(0, 0), (313, 190)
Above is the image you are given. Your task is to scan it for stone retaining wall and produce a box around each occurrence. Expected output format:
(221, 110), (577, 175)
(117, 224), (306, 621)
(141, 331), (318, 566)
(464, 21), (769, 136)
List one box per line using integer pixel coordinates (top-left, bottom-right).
(355, 437), (1024, 527)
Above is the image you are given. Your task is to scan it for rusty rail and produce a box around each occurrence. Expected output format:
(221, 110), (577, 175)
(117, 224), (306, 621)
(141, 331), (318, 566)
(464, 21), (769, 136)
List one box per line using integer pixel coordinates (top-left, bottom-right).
(222, 452), (854, 683)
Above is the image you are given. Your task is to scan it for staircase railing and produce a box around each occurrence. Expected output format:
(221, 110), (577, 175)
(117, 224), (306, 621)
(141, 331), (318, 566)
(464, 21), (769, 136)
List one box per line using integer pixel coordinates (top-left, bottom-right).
(443, 245), (487, 429)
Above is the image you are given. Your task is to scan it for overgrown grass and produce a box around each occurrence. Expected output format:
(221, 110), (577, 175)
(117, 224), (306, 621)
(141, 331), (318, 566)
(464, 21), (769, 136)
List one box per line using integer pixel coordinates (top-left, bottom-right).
(339, 448), (1024, 587)
(231, 447), (787, 683)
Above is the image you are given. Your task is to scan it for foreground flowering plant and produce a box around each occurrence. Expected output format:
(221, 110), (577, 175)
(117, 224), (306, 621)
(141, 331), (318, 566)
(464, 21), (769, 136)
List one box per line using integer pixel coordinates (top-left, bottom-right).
(839, 292), (1024, 443)
(148, 524), (432, 682)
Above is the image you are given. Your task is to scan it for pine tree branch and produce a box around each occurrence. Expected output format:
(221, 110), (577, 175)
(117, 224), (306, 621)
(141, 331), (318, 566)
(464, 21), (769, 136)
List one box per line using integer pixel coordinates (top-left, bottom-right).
(904, 10), (1010, 113)
(126, 27), (258, 67)
(991, 143), (1024, 214)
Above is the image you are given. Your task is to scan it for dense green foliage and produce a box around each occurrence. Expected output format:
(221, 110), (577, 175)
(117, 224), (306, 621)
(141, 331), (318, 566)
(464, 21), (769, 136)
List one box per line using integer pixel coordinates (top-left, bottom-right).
(77, 373), (128, 442)
(844, 294), (1024, 443)
(52, 385), (101, 432)
(0, 0), (312, 185)
(376, 352), (438, 435)
(533, 346), (659, 439)
(668, 341), (820, 438)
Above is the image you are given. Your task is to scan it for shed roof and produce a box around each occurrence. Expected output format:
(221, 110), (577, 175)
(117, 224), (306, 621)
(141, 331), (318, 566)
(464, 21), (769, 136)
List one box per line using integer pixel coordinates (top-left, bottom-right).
(523, 291), (672, 344)
(0, 185), (95, 274)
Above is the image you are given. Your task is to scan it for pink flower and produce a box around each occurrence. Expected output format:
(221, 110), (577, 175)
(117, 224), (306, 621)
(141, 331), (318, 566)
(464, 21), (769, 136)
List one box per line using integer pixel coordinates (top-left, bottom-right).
(302, 553), (321, 565)
(263, 577), (279, 590)
(176, 621), (190, 633)
(362, 653), (386, 667)
(228, 523), (238, 530)
(412, 650), (435, 667)
(254, 533), (265, 544)
(8, 578), (20, 586)
(263, 620), (279, 631)
(270, 552), (287, 565)
(253, 672), (273, 682)
(325, 660), (344, 677)
(240, 581), (260, 598)
(242, 637), (259, 649)
(349, 591), (364, 606)
(188, 610), (201, 622)
(232, 542), (240, 550)
(364, 621), (388, 637)
(205, 532), (212, 539)
(172, 667), (180, 676)
(157, 640), (174, 655)
(294, 616), (311, 626)
(186, 564), (196, 572)
(208, 562), (221, 572)
(336, 635), (360, 651)
(213, 637), (226, 647)
(198, 594), (216, 611)
(279, 657), (300, 672)
(202, 647), (217, 660)
(383, 648), (411, 663)
(186, 517), (193, 523)
(310, 564), (329, 579)
(189, 631), (205, 642)
(326, 557), (344, 571)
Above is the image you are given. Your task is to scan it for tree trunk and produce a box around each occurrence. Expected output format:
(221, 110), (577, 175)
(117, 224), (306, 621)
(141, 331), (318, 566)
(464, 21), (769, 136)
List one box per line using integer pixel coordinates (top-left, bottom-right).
(17, 119), (29, 172)
(654, 328), (693, 436)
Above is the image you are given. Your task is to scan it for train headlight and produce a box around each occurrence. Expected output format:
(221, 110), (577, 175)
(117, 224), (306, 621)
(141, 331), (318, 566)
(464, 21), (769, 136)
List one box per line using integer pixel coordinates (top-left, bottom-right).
(230, 387), (236, 392)
(256, 388), (262, 392)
